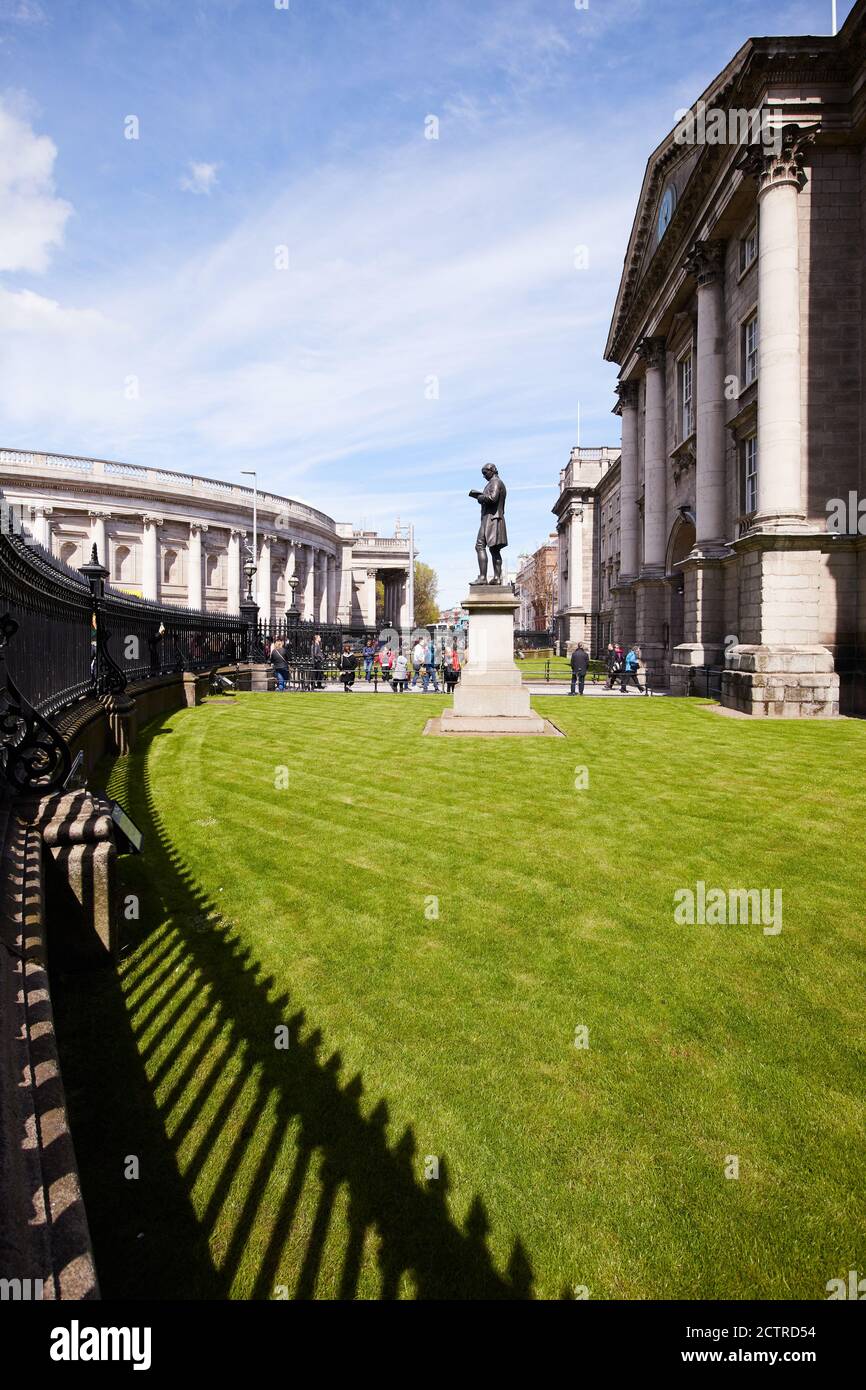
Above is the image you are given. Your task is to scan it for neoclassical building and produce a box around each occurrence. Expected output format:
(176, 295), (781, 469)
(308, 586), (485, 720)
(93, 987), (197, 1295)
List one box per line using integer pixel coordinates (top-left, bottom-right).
(0, 448), (414, 628)
(552, 446), (620, 653)
(603, 1), (866, 716)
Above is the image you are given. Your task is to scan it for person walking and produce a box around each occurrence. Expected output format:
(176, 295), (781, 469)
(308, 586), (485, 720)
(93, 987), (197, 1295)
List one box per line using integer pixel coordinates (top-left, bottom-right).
(411, 638), (426, 688)
(620, 645), (647, 694)
(379, 646), (394, 685)
(311, 633), (325, 689)
(339, 643), (356, 692)
(605, 642), (620, 689)
(422, 637), (440, 692)
(393, 650), (409, 692)
(444, 645), (461, 694)
(271, 637), (288, 692)
(569, 642), (589, 696)
(362, 637), (375, 682)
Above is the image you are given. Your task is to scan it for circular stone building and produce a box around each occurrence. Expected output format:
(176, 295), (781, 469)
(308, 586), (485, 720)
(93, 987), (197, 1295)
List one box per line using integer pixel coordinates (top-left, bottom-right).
(0, 448), (414, 628)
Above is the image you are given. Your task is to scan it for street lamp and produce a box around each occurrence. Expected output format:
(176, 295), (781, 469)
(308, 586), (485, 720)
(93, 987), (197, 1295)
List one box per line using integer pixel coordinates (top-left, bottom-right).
(241, 469), (257, 606)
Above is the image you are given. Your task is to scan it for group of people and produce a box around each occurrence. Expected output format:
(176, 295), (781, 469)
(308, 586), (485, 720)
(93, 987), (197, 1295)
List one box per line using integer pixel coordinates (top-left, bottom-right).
(269, 632), (462, 694)
(604, 642), (647, 694)
(567, 641), (647, 695)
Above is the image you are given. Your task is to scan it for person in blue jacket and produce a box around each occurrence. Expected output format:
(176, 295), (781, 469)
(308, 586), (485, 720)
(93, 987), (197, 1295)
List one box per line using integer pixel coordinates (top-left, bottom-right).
(620, 645), (647, 694)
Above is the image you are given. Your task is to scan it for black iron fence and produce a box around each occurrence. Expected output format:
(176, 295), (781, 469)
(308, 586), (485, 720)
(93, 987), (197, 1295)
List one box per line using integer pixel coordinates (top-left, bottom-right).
(0, 527), (247, 719)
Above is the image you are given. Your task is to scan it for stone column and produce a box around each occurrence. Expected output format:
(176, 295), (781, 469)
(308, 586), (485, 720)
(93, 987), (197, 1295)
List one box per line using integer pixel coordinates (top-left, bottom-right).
(317, 550), (329, 623)
(685, 240), (727, 550)
(303, 544), (316, 618)
(33, 504), (53, 550)
(399, 572), (410, 630)
(568, 505), (583, 608)
(142, 514), (162, 601)
(337, 542), (354, 622)
(227, 528), (243, 614)
(634, 338), (668, 685)
(365, 569), (377, 627)
(637, 335), (667, 572)
(89, 510), (110, 568)
(258, 534), (274, 625)
(616, 381), (640, 580)
(188, 521), (207, 611)
(326, 554), (337, 622)
(748, 129), (812, 531)
(612, 379), (639, 652)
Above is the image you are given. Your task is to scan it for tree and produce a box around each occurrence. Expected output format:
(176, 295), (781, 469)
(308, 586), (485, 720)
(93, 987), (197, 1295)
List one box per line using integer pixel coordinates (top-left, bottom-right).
(527, 555), (557, 631)
(414, 561), (439, 628)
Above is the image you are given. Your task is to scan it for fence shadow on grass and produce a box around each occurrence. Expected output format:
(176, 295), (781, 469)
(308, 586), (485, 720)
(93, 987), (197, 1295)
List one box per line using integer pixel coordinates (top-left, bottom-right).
(59, 717), (534, 1300)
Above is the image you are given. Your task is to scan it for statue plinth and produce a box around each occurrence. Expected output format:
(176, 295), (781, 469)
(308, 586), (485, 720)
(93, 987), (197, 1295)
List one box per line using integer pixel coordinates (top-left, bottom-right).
(439, 586), (546, 735)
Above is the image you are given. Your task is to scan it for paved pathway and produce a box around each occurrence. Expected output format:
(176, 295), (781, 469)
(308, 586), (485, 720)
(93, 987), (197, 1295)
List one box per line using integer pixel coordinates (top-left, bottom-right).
(309, 679), (668, 698)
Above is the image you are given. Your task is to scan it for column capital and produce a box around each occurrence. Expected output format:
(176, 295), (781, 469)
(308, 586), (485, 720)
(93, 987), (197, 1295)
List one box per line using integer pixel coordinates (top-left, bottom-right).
(142, 512), (164, 527)
(260, 533), (277, 546)
(229, 526), (245, 539)
(739, 123), (815, 194)
(36, 504), (54, 518)
(683, 238), (726, 287)
(189, 520), (209, 536)
(614, 379), (640, 414)
(636, 336), (666, 372)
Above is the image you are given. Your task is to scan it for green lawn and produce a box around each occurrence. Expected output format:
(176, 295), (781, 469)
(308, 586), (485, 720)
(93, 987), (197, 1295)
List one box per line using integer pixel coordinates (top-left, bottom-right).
(53, 692), (866, 1300)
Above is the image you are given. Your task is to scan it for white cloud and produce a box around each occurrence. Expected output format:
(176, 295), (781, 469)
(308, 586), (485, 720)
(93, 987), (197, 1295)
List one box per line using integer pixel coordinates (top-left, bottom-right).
(0, 96), (71, 273)
(179, 161), (220, 195)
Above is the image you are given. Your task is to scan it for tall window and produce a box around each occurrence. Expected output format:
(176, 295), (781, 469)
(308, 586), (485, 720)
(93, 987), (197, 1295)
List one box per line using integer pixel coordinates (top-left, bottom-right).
(743, 312), (758, 386)
(679, 351), (694, 438)
(163, 549), (178, 584)
(740, 225), (758, 275)
(743, 436), (758, 515)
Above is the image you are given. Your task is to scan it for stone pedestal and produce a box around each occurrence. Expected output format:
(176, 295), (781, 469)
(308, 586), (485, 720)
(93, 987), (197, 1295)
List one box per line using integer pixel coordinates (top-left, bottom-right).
(440, 586), (545, 735)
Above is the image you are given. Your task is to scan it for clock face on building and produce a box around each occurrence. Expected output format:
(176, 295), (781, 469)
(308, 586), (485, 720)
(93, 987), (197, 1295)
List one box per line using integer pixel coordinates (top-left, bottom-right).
(657, 184), (676, 241)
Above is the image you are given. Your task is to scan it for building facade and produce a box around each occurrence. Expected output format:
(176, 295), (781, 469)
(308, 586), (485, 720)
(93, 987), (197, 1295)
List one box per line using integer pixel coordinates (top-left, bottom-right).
(602, 1), (866, 716)
(552, 447), (620, 654)
(0, 448), (414, 628)
(515, 534), (559, 633)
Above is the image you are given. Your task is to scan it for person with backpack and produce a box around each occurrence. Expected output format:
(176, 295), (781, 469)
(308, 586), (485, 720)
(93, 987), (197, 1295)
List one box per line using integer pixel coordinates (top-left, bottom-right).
(444, 645), (461, 694)
(569, 642), (590, 696)
(621, 645), (647, 694)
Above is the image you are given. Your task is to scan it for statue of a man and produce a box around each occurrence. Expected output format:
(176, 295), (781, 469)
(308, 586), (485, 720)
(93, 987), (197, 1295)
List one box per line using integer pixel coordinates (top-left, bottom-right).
(470, 463), (508, 585)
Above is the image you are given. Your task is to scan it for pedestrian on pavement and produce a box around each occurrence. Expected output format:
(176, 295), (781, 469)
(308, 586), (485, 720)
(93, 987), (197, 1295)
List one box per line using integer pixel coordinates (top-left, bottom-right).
(271, 637), (288, 692)
(411, 638), (426, 688)
(570, 642), (590, 696)
(620, 645), (647, 694)
(422, 637), (440, 692)
(362, 637), (376, 681)
(444, 646), (461, 694)
(393, 650), (409, 692)
(339, 643), (357, 692)
(311, 634), (325, 689)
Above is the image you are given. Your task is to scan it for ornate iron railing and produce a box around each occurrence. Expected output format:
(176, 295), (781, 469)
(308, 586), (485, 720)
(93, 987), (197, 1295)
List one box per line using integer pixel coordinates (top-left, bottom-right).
(0, 527), (247, 720)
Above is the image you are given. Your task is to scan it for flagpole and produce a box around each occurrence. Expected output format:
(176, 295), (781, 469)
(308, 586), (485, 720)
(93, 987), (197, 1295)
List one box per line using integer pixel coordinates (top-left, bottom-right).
(832, 1), (837, 36)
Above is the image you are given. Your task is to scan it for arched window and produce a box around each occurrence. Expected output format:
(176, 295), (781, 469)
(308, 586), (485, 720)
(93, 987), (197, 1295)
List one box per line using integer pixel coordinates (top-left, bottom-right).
(114, 544), (131, 582)
(59, 540), (79, 567)
(163, 549), (178, 584)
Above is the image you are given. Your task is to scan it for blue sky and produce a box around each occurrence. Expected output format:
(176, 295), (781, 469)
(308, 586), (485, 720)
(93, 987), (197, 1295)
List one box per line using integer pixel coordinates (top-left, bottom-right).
(0, 0), (855, 603)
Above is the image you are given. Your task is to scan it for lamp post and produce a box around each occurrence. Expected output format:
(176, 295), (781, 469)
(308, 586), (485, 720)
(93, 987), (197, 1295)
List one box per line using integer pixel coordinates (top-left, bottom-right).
(241, 469), (257, 607)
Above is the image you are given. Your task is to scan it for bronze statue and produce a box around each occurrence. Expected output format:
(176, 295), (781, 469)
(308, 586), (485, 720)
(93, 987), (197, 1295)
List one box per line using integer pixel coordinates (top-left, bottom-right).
(470, 463), (508, 584)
